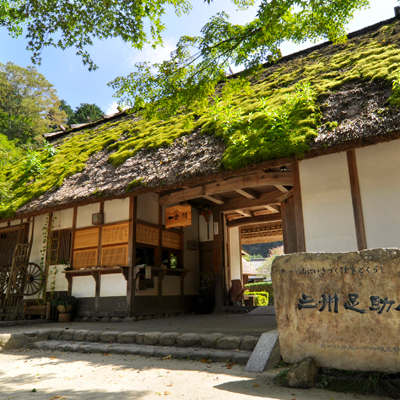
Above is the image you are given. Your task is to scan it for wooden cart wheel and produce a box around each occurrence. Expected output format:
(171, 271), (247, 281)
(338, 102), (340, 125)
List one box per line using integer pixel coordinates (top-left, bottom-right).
(0, 265), (12, 293)
(13, 263), (44, 296)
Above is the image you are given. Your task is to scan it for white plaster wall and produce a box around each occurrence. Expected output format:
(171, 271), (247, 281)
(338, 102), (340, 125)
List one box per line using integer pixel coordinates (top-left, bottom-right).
(137, 193), (159, 225)
(30, 214), (48, 265)
(100, 274), (127, 297)
(356, 139), (400, 248)
(162, 276), (181, 295)
(76, 203), (100, 229)
(71, 276), (95, 298)
(53, 208), (74, 230)
(10, 220), (22, 226)
(300, 152), (358, 252)
(229, 227), (241, 280)
(199, 213), (214, 242)
(104, 198), (130, 224)
(46, 265), (69, 292)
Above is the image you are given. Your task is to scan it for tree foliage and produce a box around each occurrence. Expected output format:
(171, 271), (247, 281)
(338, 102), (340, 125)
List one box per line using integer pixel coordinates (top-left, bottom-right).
(257, 245), (284, 279)
(0, 62), (66, 145)
(1, 0), (192, 71)
(110, 0), (370, 118)
(68, 103), (104, 125)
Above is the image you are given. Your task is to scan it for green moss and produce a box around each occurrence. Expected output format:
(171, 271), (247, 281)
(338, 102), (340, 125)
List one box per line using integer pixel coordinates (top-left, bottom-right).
(3, 21), (400, 217)
(126, 177), (146, 193)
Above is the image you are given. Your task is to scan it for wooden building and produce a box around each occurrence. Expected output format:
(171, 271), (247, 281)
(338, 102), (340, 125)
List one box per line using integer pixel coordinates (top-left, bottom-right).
(2, 15), (400, 318)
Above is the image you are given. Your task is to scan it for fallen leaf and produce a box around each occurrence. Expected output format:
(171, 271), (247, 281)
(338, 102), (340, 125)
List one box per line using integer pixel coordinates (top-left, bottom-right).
(101, 353), (109, 356)
(253, 384), (259, 387)
(201, 358), (211, 363)
(167, 384), (173, 387)
(155, 392), (162, 396)
(164, 392), (171, 395)
(49, 396), (66, 400)
(50, 357), (57, 359)
(162, 355), (172, 360)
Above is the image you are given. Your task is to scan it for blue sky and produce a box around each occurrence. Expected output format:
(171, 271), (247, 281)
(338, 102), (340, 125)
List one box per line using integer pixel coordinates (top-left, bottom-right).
(0, 0), (398, 115)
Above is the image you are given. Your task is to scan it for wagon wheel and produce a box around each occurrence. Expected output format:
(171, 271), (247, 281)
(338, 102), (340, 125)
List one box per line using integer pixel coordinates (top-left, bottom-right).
(0, 265), (12, 293)
(12, 263), (44, 296)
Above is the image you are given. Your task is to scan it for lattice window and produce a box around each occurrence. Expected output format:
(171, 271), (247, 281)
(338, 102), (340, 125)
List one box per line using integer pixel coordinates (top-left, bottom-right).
(101, 245), (128, 267)
(73, 249), (98, 269)
(50, 229), (72, 265)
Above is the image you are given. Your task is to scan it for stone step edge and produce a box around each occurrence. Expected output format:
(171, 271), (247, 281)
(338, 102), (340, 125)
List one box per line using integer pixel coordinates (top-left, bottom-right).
(29, 340), (252, 365)
(22, 329), (259, 351)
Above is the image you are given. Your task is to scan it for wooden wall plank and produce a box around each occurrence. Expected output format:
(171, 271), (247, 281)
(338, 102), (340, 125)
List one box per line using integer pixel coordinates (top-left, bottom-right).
(347, 150), (367, 250)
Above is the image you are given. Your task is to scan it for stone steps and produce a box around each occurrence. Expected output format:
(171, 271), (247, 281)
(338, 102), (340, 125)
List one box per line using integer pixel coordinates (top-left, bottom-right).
(1, 328), (259, 365)
(29, 340), (252, 364)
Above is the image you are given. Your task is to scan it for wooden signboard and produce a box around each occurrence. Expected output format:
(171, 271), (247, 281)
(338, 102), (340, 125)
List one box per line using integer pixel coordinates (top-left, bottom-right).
(102, 223), (129, 245)
(165, 205), (192, 229)
(162, 230), (182, 250)
(136, 223), (159, 246)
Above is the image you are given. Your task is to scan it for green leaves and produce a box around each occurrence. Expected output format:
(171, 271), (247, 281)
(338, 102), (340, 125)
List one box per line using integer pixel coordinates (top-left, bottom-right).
(111, 0), (369, 118)
(1, 0), (191, 70)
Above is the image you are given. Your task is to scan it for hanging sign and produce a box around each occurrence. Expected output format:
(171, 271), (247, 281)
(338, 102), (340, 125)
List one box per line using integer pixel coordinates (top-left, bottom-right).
(165, 205), (192, 229)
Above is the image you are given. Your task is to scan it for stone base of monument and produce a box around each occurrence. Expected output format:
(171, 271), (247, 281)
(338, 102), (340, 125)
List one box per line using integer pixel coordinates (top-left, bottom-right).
(286, 358), (319, 388)
(244, 329), (280, 372)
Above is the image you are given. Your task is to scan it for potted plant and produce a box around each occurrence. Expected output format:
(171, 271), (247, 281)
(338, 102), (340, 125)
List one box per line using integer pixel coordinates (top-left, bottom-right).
(194, 271), (215, 314)
(51, 295), (77, 322)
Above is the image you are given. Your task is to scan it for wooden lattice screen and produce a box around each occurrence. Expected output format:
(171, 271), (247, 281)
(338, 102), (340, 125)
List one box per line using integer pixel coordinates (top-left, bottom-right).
(0, 224), (29, 320)
(0, 225), (28, 268)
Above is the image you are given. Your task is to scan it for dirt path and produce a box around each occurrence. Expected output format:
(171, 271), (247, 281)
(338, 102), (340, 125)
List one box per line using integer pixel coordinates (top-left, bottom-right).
(0, 349), (386, 400)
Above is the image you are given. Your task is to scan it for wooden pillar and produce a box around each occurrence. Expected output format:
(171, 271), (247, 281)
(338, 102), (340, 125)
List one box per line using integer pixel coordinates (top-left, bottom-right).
(97, 202), (104, 267)
(291, 159), (306, 252)
(347, 150), (367, 250)
(41, 213), (53, 300)
(127, 196), (137, 314)
(70, 207), (78, 268)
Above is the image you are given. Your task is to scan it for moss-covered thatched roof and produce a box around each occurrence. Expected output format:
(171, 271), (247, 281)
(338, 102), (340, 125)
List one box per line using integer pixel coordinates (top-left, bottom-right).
(3, 16), (400, 220)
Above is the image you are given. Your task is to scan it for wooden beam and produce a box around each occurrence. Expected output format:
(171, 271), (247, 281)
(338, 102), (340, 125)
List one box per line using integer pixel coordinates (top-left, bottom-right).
(219, 189), (283, 212)
(277, 189), (293, 202)
(264, 205), (280, 213)
(275, 185), (290, 193)
(159, 172), (292, 205)
(226, 213), (282, 229)
(235, 188), (259, 200)
(347, 150), (367, 250)
(291, 159), (306, 253)
(234, 209), (253, 217)
(202, 194), (226, 205)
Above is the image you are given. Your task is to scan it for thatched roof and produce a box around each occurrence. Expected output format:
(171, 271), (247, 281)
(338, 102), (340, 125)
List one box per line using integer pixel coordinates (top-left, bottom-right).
(3, 15), (400, 220)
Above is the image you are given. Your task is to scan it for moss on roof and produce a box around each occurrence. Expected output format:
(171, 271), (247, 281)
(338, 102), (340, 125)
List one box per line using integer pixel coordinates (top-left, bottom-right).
(2, 17), (400, 219)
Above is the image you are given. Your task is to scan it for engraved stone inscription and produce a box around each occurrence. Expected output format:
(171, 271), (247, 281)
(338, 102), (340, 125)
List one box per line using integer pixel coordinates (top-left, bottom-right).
(272, 249), (400, 372)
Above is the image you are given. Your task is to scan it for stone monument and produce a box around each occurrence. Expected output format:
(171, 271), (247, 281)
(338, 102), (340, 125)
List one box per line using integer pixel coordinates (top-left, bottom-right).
(272, 248), (400, 372)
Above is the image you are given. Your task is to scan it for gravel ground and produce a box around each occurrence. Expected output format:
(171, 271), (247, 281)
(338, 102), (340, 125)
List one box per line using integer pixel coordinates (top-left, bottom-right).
(0, 349), (386, 400)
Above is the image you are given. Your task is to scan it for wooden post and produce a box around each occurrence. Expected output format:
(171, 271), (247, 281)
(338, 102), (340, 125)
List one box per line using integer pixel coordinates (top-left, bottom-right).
(70, 207), (78, 268)
(347, 150), (367, 250)
(127, 196), (137, 315)
(41, 213), (53, 300)
(291, 159), (306, 252)
(97, 202), (104, 266)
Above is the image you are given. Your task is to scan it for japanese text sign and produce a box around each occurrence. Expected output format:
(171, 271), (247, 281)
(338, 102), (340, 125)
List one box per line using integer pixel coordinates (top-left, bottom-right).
(165, 205), (192, 229)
